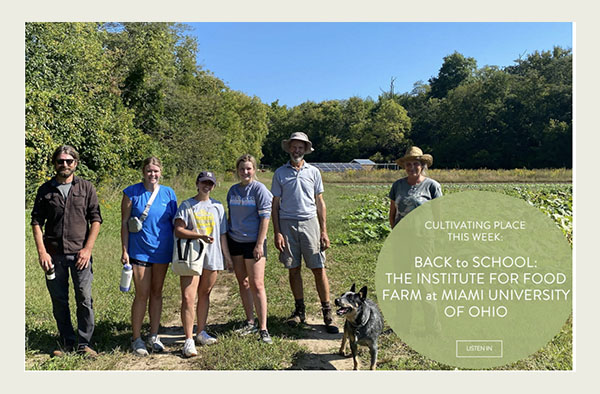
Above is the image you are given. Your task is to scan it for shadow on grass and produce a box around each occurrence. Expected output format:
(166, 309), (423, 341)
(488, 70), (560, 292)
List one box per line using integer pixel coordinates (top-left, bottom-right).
(26, 320), (132, 355)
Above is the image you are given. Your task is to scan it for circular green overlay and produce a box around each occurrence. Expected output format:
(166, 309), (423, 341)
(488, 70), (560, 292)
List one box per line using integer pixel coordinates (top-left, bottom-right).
(375, 191), (572, 368)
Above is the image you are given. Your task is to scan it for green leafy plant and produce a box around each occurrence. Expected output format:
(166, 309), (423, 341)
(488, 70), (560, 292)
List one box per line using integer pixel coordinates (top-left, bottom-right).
(335, 194), (391, 245)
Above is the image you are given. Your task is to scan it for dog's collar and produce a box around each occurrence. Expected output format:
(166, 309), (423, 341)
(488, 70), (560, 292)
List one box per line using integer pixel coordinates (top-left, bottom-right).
(350, 306), (371, 328)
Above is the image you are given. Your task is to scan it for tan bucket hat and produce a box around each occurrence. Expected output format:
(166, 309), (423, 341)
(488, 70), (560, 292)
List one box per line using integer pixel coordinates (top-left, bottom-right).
(395, 146), (433, 167)
(282, 132), (314, 154)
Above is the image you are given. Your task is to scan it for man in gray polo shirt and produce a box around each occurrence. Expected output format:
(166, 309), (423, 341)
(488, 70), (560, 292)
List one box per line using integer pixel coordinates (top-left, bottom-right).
(271, 132), (339, 334)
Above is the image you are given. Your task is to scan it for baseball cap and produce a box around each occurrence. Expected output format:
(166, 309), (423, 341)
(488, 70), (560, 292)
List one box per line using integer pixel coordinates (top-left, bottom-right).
(196, 171), (216, 184)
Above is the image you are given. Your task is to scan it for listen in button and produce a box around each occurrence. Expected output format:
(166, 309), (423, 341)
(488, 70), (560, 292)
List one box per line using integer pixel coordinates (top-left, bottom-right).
(456, 340), (503, 358)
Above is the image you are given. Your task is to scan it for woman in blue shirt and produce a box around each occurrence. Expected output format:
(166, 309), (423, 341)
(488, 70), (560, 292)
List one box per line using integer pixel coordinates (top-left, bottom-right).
(227, 154), (273, 344)
(121, 157), (178, 356)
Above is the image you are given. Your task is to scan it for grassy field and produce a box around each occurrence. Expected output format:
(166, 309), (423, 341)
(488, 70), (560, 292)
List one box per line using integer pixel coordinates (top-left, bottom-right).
(321, 167), (572, 184)
(24, 170), (573, 370)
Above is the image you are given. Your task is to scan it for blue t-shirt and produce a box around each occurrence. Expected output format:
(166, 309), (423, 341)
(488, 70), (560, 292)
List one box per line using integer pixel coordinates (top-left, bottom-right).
(271, 162), (324, 220)
(227, 181), (273, 243)
(124, 183), (178, 263)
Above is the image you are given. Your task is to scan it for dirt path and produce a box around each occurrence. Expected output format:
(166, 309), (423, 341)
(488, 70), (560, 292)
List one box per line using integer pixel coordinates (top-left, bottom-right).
(113, 278), (232, 370)
(116, 275), (361, 371)
(287, 316), (355, 370)
(28, 276), (360, 371)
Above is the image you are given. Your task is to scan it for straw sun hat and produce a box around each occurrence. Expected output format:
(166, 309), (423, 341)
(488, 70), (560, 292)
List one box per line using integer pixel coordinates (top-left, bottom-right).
(395, 146), (433, 167)
(281, 132), (315, 154)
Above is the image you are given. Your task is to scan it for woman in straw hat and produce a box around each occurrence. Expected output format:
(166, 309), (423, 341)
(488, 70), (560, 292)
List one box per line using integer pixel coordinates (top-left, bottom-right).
(388, 146), (442, 228)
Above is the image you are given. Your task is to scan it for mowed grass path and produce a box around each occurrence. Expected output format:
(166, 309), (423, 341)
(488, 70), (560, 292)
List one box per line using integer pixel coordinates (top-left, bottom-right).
(25, 170), (572, 370)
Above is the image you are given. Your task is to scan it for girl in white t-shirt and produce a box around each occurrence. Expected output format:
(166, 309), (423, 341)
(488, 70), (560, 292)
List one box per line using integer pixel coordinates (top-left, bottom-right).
(174, 171), (233, 358)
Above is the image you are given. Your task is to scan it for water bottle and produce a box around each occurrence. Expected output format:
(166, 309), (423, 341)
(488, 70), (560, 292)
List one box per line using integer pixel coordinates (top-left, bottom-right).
(120, 263), (133, 292)
(46, 265), (55, 280)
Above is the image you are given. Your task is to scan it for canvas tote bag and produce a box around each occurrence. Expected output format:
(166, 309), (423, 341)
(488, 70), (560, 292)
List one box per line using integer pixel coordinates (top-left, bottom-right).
(171, 200), (206, 276)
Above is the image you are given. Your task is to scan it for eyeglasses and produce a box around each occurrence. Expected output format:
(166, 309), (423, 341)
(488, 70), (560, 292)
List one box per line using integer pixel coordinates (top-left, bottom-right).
(56, 159), (75, 165)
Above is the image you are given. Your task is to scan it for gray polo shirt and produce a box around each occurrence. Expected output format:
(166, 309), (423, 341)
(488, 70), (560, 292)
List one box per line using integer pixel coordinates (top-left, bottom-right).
(271, 161), (324, 220)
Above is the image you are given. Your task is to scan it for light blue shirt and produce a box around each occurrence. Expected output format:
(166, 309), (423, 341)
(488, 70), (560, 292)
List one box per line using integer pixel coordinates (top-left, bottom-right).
(271, 161), (324, 221)
(227, 181), (272, 243)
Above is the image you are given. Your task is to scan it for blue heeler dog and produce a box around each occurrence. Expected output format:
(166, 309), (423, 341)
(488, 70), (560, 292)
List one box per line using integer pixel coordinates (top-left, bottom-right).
(335, 284), (384, 370)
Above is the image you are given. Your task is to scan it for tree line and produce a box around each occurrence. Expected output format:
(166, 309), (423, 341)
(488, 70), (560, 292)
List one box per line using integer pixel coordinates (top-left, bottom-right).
(26, 22), (572, 202)
(263, 49), (572, 169)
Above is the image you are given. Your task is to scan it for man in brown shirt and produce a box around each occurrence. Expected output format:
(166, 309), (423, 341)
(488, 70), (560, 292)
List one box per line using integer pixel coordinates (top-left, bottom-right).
(31, 145), (102, 357)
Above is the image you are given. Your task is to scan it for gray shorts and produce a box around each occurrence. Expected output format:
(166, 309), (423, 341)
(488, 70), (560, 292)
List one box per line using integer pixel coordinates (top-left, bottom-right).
(278, 217), (325, 269)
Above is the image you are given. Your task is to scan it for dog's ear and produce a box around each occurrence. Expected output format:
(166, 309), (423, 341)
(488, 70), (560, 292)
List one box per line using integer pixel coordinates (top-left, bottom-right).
(350, 283), (356, 293)
(359, 286), (368, 300)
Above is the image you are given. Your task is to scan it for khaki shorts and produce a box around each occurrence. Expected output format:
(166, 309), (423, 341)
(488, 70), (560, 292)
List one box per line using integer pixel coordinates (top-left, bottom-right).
(278, 217), (325, 269)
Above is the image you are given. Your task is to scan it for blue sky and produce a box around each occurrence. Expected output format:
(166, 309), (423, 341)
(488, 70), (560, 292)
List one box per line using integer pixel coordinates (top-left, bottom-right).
(188, 22), (572, 107)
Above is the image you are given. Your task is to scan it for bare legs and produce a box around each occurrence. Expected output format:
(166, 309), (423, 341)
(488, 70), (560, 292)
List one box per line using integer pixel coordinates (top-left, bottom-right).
(233, 255), (268, 330)
(131, 263), (169, 340)
(288, 266), (331, 304)
(180, 270), (218, 339)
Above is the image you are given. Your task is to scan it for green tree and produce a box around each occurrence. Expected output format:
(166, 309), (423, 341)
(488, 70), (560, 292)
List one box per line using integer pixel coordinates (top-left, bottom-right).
(25, 22), (152, 201)
(367, 99), (411, 161)
(429, 52), (477, 99)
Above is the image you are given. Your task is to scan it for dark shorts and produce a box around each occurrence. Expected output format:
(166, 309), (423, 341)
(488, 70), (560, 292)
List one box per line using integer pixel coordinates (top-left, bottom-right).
(228, 235), (267, 260)
(130, 258), (153, 268)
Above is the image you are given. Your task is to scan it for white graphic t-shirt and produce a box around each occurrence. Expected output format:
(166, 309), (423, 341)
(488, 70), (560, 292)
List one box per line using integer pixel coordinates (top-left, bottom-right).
(174, 197), (227, 271)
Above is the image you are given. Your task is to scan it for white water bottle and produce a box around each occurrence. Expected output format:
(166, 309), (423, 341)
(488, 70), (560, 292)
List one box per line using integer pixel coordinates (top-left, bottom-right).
(46, 264), (56, 280)
(120, 263), (133, 292)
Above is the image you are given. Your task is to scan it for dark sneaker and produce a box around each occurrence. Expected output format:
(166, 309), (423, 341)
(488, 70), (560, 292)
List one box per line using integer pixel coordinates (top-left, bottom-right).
(77, 345), (98, 358)
(258, 330), (273, 344)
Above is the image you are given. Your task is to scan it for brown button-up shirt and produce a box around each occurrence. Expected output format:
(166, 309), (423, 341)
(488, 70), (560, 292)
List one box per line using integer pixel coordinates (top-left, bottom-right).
(31, 176), (103, 254)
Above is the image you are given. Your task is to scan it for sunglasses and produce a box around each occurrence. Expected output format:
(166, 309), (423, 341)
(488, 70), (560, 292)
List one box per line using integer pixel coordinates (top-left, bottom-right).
(56, 159), (75, 165)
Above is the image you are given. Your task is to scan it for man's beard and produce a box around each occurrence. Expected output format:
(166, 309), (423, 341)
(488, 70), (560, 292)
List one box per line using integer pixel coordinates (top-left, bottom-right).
(57, 167), (74, 178)
(290, 154), (304, 164)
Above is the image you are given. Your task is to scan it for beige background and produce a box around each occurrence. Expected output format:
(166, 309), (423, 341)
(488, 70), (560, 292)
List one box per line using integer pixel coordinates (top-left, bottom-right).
(5, 1), (597, 392)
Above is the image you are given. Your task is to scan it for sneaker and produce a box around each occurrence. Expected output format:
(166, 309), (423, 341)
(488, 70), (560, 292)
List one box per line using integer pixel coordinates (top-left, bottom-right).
(195, 330), (218, 346)
(182, 338), (198, 358)
(76, 344), (98, 358)
(147, 334), (165, 353)
(132, 337), (149, 357)
(234, 320), (258, 336)
(258, 330), (273, 344)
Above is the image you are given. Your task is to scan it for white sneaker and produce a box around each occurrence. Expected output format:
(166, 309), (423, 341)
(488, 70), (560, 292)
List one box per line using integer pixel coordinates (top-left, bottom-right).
(196, 330), (218, 346)
(132, 337), (149, 357)
(147, 334), (165, 353)
(182, 338), (198, 358)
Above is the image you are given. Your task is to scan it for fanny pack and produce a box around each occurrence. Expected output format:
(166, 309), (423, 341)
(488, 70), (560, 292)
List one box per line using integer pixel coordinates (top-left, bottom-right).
(128, 185), (160, 233)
